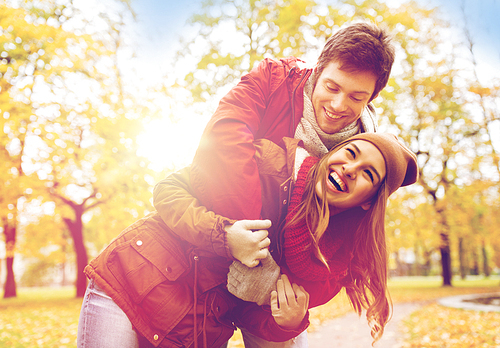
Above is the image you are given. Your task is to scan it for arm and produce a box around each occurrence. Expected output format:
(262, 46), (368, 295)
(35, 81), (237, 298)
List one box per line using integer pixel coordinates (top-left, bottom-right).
(227, 251), (281, 305)
(153, 167), (233, 258)
(188, 59), (278, 220)
(154, 167), (271, 264)
(233, 274), (310, 342)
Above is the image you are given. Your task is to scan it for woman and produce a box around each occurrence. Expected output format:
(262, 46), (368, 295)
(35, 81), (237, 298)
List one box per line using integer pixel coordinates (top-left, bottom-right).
(78, 133), (417, 348)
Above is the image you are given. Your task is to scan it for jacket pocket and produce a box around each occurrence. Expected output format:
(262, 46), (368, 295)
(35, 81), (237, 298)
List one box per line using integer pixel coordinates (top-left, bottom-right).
(108, 220), (190, 304)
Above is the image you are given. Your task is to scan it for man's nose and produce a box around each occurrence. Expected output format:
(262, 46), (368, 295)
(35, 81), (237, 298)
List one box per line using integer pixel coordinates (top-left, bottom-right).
(330, 94), (348, 112)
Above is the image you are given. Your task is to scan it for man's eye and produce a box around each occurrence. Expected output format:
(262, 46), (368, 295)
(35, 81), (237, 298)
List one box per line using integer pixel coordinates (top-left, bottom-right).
(326, 85), (338, 92)
(352, 96), (362, 102)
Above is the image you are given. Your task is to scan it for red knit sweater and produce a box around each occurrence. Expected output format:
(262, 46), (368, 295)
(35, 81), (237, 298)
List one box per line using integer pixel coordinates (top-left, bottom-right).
(283, 156), (355, 283)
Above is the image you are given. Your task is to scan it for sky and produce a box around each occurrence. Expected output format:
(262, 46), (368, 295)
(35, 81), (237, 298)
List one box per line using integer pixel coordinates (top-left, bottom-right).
(130, 0), (500, 71)
(130, 0), (500, 171)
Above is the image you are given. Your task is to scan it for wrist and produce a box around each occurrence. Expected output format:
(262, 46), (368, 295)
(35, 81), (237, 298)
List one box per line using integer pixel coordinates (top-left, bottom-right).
(221, 218), (237, 259)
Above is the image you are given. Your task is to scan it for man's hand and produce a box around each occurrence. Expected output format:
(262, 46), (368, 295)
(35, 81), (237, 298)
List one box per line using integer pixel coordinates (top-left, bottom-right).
(225, 220), (271, 267)
(270, 274), (309, 329)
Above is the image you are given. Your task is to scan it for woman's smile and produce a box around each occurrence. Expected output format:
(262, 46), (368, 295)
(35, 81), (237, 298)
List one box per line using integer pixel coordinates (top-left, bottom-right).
(328, 170), (347, 192)
(316, 140), (386, 214)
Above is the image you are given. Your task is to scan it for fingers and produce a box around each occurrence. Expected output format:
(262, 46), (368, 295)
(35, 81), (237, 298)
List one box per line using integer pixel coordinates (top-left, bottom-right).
(292, 283), (310, 309)
(276, 274), (289, 308)
(270, 290), (278, 311)
(251, 229), (269, 243)
(241, 219), (272, 230)
(241, 258), (260, 268)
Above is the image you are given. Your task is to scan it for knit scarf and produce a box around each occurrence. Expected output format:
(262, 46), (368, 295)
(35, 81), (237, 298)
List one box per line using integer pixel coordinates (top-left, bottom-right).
(283, 155), (355, 282)
(294, 72), (378, 158)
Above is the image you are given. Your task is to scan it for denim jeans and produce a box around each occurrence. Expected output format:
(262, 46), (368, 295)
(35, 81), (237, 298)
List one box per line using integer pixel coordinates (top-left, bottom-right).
(220, 328), (308, 348)
(77, 279), (139, 348)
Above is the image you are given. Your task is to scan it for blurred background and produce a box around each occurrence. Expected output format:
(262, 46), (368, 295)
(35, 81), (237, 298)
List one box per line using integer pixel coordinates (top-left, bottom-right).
(1, 0), (499, 346)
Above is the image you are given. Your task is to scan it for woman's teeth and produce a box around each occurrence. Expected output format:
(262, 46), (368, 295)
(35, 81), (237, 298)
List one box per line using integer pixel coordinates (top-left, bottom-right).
(329, 172), (346, 192)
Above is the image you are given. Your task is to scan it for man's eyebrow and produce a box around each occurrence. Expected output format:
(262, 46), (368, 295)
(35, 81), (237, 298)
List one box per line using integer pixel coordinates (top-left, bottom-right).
(324, 78), (371, 95)
(351, 143), (382, 183)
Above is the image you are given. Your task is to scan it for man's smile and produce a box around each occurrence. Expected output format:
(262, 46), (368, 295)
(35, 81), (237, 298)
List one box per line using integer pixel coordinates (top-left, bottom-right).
(324, 108), (345, 120)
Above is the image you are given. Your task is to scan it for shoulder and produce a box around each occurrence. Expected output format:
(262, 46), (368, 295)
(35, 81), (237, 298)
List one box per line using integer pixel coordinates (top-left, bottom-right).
(254, 138), (302, 177)
(249, 57), (311, 85)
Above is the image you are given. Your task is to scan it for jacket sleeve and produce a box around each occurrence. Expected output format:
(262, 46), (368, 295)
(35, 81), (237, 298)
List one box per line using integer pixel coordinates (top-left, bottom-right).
(187, 59), (279, 220)
(153, 166), (235, 259)
(233, 301), (310, 342)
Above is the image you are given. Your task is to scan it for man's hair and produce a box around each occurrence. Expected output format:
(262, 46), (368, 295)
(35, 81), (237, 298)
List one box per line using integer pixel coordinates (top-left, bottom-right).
(315, 22), (395, 101)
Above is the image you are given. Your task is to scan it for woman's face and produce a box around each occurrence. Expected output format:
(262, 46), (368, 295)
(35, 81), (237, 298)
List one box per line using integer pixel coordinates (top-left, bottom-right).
(315, 140), (386, 215)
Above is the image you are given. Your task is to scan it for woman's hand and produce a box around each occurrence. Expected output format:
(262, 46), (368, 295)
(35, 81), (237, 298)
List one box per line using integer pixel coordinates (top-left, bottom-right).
(270, 274), (310, 329)
(225, 220), (271, 267)
(227, 251), (281, 305)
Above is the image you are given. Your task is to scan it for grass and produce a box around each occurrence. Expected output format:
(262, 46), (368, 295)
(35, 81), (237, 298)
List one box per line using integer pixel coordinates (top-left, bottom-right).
(0, 287), (81, 348)
(1, 277), (499, 348)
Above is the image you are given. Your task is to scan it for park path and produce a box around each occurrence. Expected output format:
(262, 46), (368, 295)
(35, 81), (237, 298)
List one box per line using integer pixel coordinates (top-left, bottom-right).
(307, 302), (423, 348)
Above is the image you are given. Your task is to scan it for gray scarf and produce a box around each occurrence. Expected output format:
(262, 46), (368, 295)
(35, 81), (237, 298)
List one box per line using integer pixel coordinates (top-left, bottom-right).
(294, 72), (378, 158)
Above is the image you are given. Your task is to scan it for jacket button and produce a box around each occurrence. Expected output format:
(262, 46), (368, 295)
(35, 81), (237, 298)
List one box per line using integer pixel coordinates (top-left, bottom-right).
(166, 266), (172, 273)
(136, 240), (143, 246)
(283, 186), (288, 192)
(282, 199), (287, 205)
(194, 255), (199, 261)
(153, 334), (159, 340)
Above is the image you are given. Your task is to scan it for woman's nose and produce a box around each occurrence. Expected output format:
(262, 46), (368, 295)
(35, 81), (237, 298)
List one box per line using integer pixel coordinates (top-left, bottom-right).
(342, 164), (357, 179)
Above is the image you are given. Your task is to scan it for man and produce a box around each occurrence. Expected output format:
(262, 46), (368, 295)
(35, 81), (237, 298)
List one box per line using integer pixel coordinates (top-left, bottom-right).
(153, 22), (395, 347)
(183, 22), (394, 220)
(156, 22), (394, 265)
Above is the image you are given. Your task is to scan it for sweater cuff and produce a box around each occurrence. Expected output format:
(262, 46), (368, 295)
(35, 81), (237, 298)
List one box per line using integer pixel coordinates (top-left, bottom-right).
(211, 216), (237, 259)
(274, 310), (310, 341)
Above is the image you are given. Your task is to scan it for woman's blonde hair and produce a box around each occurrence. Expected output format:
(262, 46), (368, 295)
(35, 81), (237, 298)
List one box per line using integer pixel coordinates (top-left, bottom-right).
(285, 143), (392, 344)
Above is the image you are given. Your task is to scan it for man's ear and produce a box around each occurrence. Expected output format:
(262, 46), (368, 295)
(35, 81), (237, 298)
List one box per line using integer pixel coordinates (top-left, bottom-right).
(361, 201), (371, 211)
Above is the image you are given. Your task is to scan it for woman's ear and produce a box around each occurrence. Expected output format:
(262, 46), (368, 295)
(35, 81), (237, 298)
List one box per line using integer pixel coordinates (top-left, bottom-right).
(361, 201), (371, 211)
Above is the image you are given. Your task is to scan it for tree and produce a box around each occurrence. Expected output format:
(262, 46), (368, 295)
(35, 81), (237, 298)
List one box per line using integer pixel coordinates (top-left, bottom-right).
(1, 0), (159, 297)
(0, 2), (76, 297)
(176, 0), (325, 101)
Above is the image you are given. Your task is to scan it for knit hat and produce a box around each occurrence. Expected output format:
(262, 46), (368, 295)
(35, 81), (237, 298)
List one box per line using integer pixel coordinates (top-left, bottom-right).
(334, 133), (418, 196)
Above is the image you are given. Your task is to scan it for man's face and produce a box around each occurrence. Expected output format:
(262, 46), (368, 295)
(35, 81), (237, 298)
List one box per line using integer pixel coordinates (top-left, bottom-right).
(312, 61), (378, 134)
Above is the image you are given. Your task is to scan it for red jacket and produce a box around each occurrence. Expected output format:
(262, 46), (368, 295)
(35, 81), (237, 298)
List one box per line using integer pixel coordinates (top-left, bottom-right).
(189, 57), (312, 221)
(85, 139), (310, 348)
(154, 138), (362, 309)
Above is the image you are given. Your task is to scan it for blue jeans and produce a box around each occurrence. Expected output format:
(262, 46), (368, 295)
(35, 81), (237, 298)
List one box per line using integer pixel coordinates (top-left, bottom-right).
(77, 280), (139, 348)
(221, 328), (308, 348)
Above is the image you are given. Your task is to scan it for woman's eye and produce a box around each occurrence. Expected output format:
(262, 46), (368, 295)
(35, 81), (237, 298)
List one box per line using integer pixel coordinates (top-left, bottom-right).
(346, 148), (356, 158)
(365, 170), (374, 182)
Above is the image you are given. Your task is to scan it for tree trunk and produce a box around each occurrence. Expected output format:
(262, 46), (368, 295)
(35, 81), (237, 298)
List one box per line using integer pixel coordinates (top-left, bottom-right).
(472, 248), (480, 275)
(3, 223), (17, 298)
(435, 204), (453, 286)
(440, 232), (453, 286)
(64, 205), (88, 298)
(458, 237), (466, 279)
(482, 240), (490, 277)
